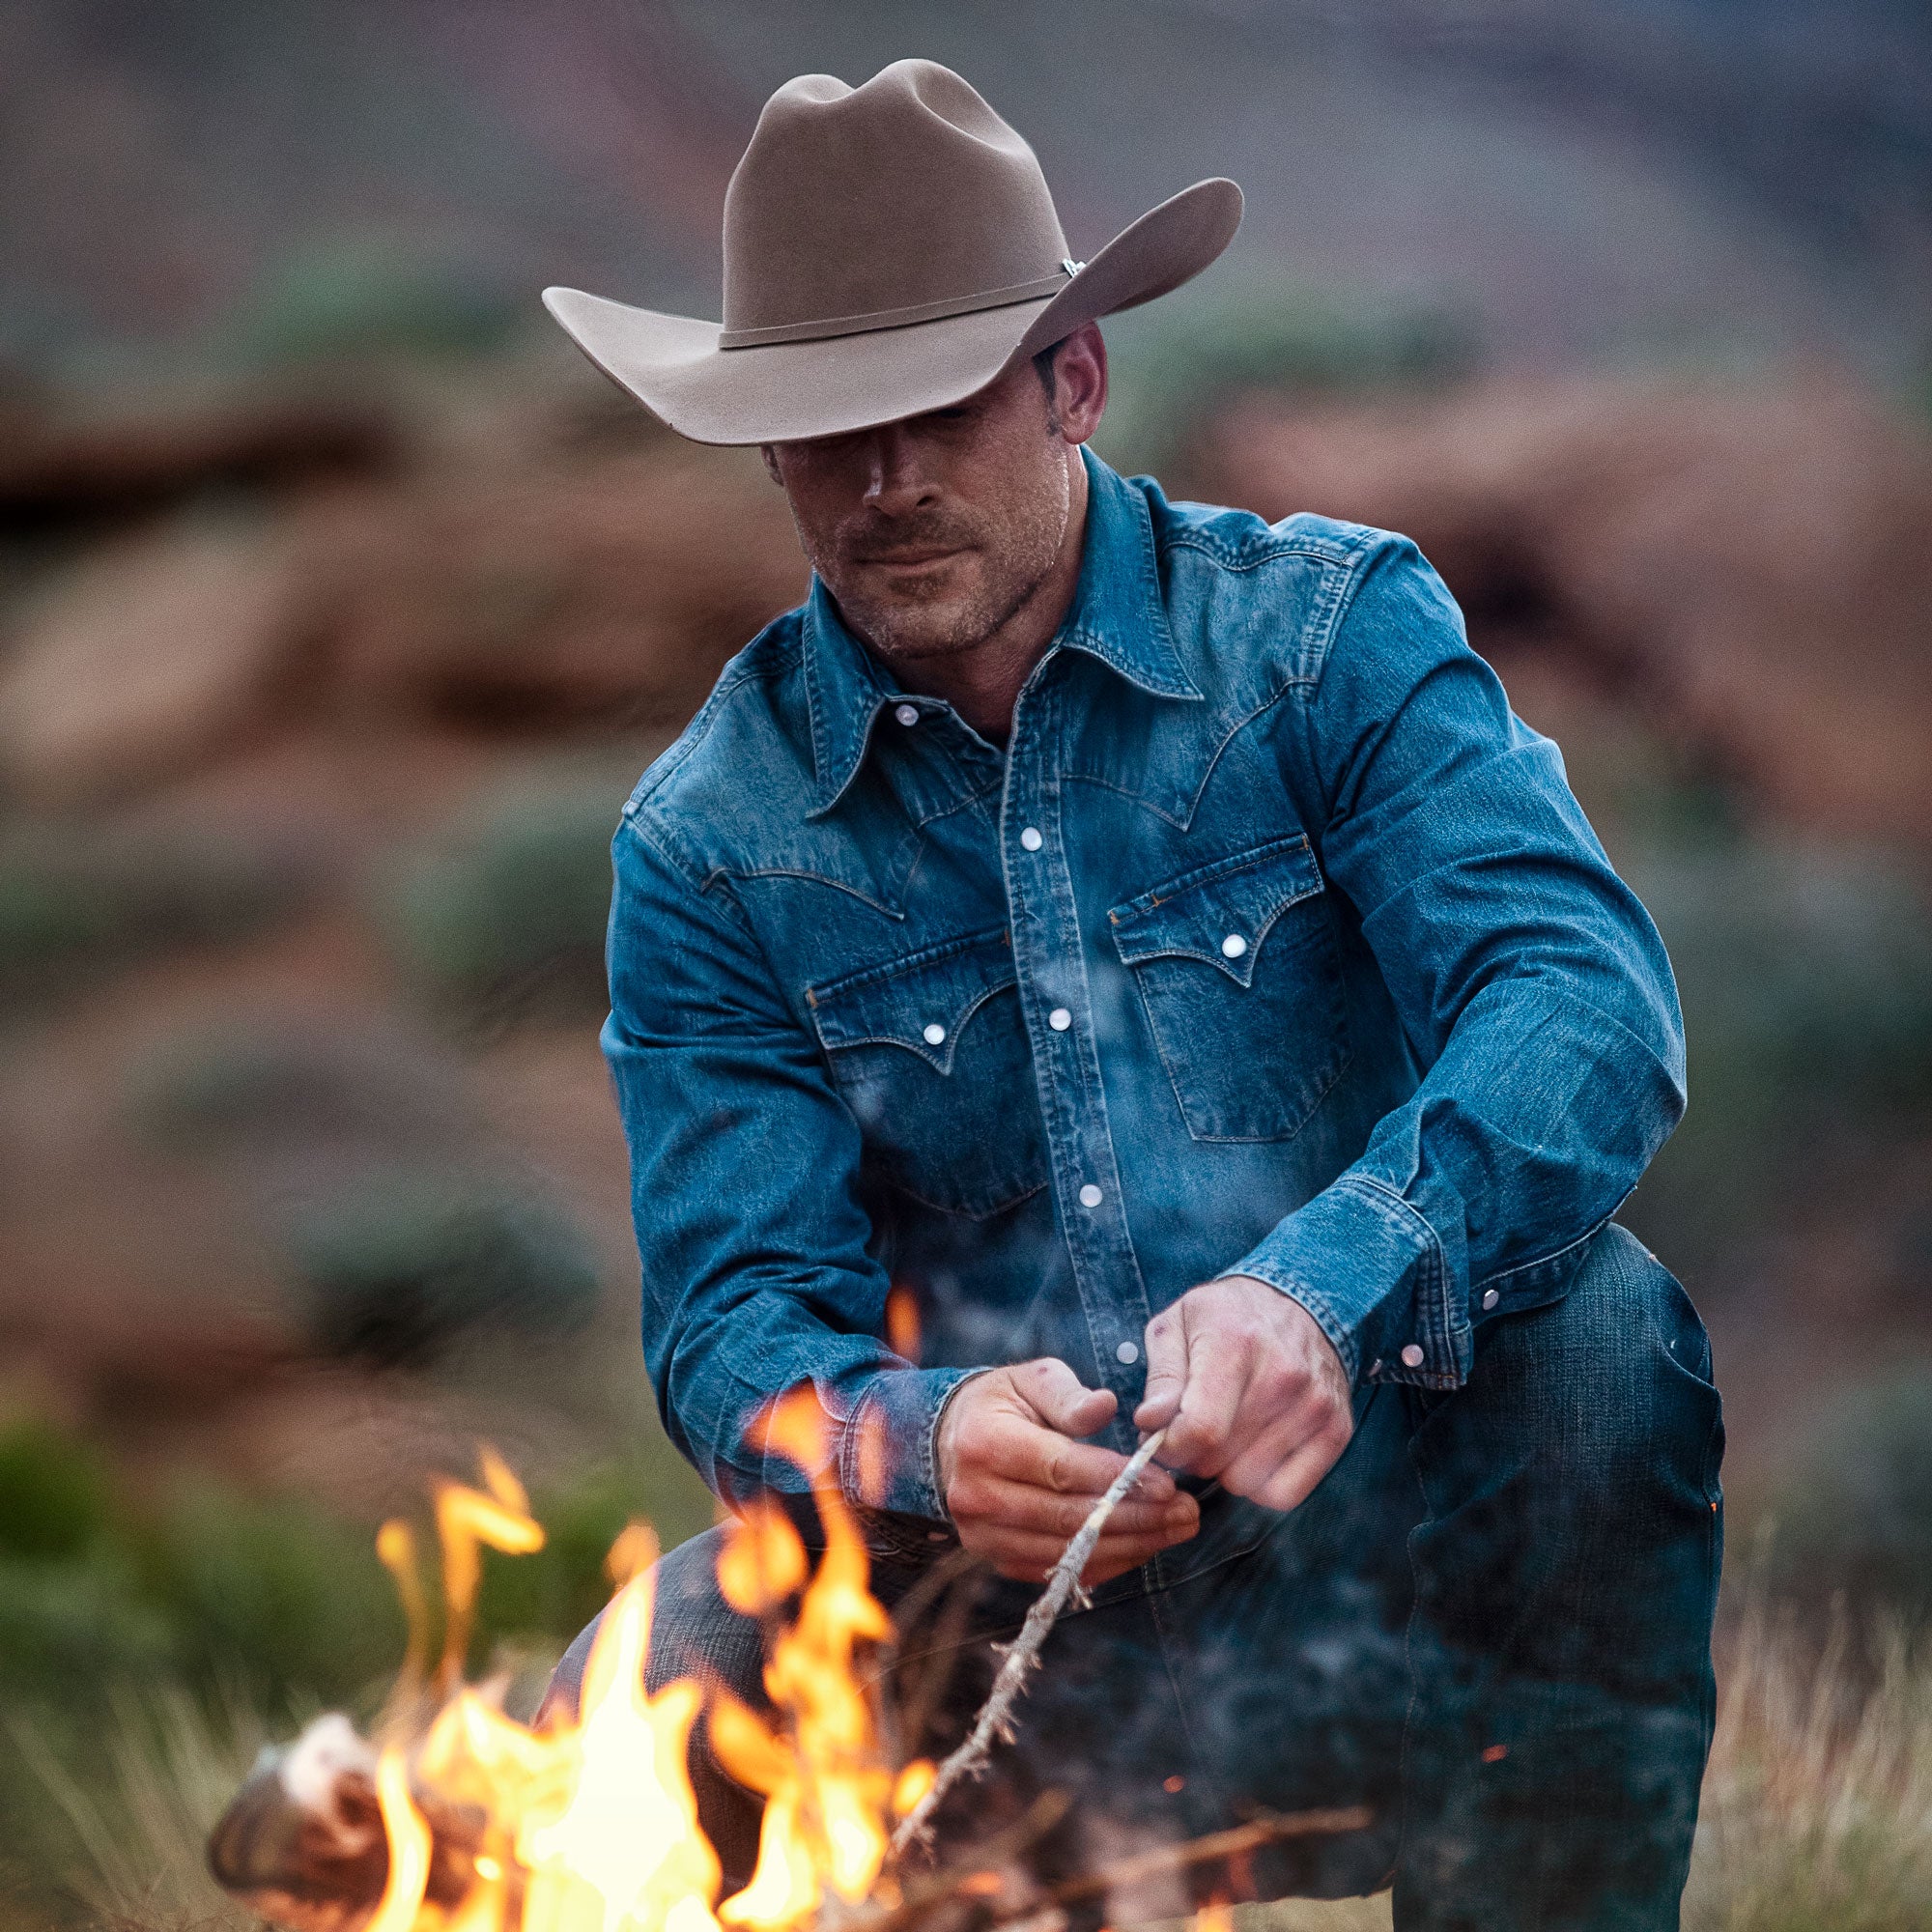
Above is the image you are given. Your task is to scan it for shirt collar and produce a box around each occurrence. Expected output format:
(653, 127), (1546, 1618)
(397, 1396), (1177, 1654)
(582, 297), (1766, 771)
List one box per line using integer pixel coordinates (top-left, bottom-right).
(803, 448), (1200, 816)
(1053, 446), (1202, 704)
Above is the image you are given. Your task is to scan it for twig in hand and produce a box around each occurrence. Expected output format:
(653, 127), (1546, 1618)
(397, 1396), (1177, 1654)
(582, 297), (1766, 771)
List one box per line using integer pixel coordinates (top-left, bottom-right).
(890, 1429), (1169, 1855)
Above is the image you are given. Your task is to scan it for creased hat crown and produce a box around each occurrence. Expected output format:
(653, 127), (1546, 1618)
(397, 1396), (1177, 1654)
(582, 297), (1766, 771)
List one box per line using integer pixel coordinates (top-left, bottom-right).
(720, 59), (1071, 347)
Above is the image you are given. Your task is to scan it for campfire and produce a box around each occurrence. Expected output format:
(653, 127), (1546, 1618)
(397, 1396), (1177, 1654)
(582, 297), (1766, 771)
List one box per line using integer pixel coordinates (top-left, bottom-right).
(207, 1396), (1366, 1932)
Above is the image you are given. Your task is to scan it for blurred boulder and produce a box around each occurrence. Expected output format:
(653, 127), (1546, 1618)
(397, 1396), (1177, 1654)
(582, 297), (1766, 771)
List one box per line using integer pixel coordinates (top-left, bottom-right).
(0, 524), (312, 802)
(0, 393), (400, 530)
(1195, 373), (1932, 845)
(314, 445), (806, 730)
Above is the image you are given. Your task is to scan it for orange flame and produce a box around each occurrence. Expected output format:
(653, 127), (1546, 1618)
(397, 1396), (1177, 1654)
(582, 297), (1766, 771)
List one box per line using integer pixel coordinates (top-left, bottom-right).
(709, 1389), (917, 1928)
(521, 1532), (723, 1932)
(434, 1453), (546, 1694)
(717, 1500), (809, 1616)
(376, 1520), (431, 1697)
(358, 1420), (923, 1932)
(367, 1750), (433, 1932)
(884, 1285), (921, 1364)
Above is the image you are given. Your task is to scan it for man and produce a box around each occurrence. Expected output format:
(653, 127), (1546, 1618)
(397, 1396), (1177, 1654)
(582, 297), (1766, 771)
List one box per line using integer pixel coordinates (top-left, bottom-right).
(542, 59), (1723, 1932)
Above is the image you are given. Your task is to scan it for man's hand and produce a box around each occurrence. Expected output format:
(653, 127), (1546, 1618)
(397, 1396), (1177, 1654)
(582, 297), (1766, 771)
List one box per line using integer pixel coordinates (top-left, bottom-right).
(938, 1358), (1200, 1585)
(1134, 1275), (1353, 1511)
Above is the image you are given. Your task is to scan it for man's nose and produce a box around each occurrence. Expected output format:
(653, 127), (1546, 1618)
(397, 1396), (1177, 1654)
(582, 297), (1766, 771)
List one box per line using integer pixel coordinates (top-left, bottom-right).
(862, 427), (938, 516)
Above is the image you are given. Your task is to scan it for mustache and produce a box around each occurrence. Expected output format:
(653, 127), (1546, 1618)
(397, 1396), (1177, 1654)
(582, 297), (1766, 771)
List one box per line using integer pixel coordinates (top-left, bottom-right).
(835, 514), (980, 562)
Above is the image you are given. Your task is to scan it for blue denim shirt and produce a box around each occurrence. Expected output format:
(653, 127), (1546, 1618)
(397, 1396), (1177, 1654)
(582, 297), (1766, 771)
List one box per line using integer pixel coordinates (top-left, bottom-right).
(602, 448), (1685, 1572)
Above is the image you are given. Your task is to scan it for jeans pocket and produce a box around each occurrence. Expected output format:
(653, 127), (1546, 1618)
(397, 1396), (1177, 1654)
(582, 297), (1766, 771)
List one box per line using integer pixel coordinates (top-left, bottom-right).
(1108, 834), (1350, 1142)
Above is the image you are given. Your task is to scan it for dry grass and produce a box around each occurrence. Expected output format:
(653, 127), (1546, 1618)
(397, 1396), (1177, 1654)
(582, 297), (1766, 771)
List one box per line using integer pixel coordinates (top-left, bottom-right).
(20, 1606), (1932, 1932)
(1683, 1603), (1932, 1931)
(11, 1685), (267, 1932)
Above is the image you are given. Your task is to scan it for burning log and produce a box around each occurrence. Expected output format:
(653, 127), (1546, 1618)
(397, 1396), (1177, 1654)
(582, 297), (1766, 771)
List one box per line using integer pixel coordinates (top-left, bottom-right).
(205, 1715), (481, 1932)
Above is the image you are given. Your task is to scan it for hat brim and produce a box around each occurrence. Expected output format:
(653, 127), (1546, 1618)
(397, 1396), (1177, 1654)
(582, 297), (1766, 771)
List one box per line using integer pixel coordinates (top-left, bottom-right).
(543, 178), (1242, 445)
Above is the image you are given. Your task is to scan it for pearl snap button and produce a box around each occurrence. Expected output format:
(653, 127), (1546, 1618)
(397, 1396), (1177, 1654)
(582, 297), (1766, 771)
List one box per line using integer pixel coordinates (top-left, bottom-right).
(1400, 1343), (1425, 1368)
(922, 1022), (946, 1046)
(1019, 826), (1043, 851)
(1482, 1289), (1500, 1311)
(894, 702), (920, 726)
(1116, 1341), (1140, 1365)
(1048, 1007), (1071, 1031)
(1221, 933), (1248, 959)
(1078, 1182), (1104, 1208)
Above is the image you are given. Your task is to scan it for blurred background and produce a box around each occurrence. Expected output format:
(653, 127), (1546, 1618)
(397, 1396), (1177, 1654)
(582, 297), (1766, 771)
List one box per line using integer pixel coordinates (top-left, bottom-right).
(3, 3), (1931, 1927)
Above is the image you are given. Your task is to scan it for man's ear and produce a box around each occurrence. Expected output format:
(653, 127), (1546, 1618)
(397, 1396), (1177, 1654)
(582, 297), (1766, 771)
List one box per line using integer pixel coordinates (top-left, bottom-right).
(1050, 322), (1108, 447)
(759, 443), (782, 485)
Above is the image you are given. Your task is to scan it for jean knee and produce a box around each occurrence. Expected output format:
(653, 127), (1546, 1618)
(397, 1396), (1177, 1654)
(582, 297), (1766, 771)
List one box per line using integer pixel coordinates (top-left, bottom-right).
(1537, 1225), (1722, 1508)
(537, 1525), (765, 1724)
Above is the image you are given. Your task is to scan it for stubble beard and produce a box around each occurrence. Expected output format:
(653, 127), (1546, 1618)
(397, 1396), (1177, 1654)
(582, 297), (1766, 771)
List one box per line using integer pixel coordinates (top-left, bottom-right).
(808, 459), (1071, 668)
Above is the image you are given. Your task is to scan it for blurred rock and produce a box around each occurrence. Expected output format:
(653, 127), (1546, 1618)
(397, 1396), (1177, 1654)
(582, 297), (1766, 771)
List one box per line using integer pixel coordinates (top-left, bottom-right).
(314, 445), (806, 730)
(0, 393), (401, 530)
(0, 524), (310, 802)
(1195, 373), (1932, 845)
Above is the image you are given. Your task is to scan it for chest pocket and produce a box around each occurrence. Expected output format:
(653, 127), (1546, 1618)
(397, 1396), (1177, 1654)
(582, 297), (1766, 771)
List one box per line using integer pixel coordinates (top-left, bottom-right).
(1109, 833), (1350, 1143)
(806, 925), (1047, 1219)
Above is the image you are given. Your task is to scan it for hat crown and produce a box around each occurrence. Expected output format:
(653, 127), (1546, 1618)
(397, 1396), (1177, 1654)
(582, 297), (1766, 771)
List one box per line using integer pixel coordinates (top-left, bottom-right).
(722, 60), (1069, 343)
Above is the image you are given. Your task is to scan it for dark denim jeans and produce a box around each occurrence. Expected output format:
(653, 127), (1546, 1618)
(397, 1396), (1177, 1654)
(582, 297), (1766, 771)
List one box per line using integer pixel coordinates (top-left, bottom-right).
(545, 1227), (1723, 1931)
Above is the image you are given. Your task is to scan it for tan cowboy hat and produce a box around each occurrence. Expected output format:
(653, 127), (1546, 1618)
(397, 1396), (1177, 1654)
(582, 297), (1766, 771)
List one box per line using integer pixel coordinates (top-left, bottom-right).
(542, 58), (1242, 445)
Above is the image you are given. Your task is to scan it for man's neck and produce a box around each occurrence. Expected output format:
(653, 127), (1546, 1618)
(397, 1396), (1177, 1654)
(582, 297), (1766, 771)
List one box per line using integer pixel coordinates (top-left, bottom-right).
(864, 450), (1090, 746)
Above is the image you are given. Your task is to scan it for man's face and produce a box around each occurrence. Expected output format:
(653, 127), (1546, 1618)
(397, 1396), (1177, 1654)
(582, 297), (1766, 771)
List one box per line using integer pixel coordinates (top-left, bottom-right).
(762, 330), (1103, 668)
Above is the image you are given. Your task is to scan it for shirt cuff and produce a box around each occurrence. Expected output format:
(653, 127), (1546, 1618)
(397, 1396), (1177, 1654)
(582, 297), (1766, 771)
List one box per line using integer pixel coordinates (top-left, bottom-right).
(840, 1364), (987, 1521)
(1227, 1174), (1466, 1390)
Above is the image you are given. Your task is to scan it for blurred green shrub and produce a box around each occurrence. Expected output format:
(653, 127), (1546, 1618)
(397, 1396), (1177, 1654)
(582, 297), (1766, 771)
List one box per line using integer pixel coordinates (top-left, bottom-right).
(0, 1415), (391, 1712)
(477, 1450), (717, 1655)
(0, 1416), (113, 1561)
(0, 1414), (711, 1721)
(130, 1482), (405, 1702)
(1096, 270), (1479, 472)
(0, 828), (301, 1006)
(225, 240), (521, 369)
(1758, 1367), (1932, 1620)
(284, 1175), (601, 1367)
(377, 780), (617, 1028)
(127, 1028), (370, 1149)
(1621, 837), (1932, 1271)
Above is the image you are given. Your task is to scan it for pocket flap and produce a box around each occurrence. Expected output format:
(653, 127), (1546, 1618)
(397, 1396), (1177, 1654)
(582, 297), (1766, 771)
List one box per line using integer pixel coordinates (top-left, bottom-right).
(1108, 835), (1324, 986)
(807, 926), (1016, 1072)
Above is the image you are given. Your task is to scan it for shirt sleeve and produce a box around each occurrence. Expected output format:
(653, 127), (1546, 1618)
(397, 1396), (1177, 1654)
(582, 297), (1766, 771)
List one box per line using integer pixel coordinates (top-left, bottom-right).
(1228, 534), (1687, 1389)
(602, 809), (977, 1527)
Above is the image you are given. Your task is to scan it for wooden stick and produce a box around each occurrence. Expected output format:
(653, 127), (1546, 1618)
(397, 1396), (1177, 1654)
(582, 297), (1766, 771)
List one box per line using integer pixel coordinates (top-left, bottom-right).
(865, 1799), (1374, 1932)
(890, 1429), (1169, 1855)
(1031, 1805), (1375, 1910)
(841, 1792), (1071, 1932)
